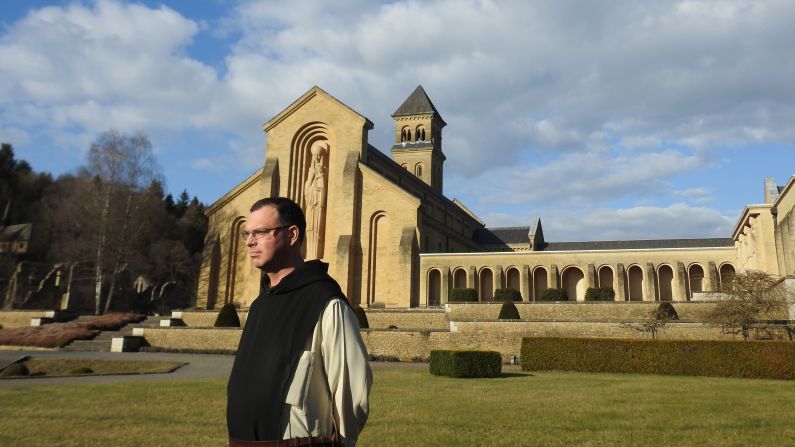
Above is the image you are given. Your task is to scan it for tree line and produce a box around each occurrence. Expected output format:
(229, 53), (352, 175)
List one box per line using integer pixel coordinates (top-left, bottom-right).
(1, 130), (208, 314)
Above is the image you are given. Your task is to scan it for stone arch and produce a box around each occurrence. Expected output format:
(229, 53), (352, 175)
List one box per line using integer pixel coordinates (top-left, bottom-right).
(453, 267), (467, 289)
(561, 266), (585, 301)
(479, 267), (494, 301)
(225, 217), (246, 306)
(415, 125), (426, 141)
(401, 163), (408, 170)
(506, 267), (521, 293)
(688, 263), (705, 295)
(627, 264), (644, 301)
(288, 122), (334, 259)
(366, 211), (389, 306)
(719, 263), (736, 291)
(657, 264), (674, 302)
(205, 234), (221, 309)
(533, 266), (548, 301)
(427, 268), (441, 306)
(401, 125), (411, 142)
(415, 162), (423, 178)
(598, 265), (614, 292)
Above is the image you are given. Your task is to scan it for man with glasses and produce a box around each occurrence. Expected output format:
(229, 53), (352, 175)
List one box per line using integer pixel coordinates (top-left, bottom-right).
(227, 197), (371, 447)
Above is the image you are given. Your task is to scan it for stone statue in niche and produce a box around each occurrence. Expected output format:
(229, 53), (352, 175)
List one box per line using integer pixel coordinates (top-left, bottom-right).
(304, 141), (328, 259)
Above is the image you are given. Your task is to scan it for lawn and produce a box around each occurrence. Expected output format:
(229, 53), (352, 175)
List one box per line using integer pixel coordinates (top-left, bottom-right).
(0, 367), (794, 446)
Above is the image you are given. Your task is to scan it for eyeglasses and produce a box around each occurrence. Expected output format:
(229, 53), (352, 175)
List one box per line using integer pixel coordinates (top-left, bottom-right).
(241, 225), (289, 241)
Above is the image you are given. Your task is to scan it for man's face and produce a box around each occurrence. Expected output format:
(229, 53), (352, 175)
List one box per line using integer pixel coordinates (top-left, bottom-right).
(244, 205), (291, 271)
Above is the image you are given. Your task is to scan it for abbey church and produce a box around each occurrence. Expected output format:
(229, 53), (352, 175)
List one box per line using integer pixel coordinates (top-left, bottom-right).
(196, 86), (795, 309)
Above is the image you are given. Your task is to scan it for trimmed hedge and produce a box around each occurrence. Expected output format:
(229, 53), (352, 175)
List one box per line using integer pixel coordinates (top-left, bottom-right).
(654, 302), (679, 320)
(352, 306), (369, 329)
(214, 303), (241, 328)
(69, 367), (94, 375)
(521, 337), (795, 380)
(494, 288), (522, 302)
(498, 301), (520, 320)
(585, 287), (615, 301)
(430, 350), (502, 378)
(539, 288), (567, 301)
(449, 288), (478, 302)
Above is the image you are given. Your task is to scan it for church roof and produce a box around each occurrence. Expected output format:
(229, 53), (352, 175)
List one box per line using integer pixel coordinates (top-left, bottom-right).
(473, 227), (531, 246)
(542, 238), (734, 251)
(392, 85), (446, 125)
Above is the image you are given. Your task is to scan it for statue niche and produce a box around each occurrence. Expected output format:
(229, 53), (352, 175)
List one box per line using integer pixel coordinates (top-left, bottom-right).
(303, 140), (328, 259)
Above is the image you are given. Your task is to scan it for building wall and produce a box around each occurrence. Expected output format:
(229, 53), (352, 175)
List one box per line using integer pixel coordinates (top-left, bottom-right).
(420, 248), (736, 305)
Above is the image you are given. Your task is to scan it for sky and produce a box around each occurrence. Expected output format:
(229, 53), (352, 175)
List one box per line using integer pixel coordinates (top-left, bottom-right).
(1, 0), (794, 243)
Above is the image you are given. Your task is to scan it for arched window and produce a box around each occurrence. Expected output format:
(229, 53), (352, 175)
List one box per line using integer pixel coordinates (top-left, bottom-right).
(415, 163), (423, 177)
(421, 128), (426, 141)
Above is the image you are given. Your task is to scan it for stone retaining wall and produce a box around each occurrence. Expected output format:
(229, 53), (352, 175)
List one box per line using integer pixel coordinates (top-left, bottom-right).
(363, 309), (448, 330)
(140, 327), (242, 351)
(171, 310), (248, 327)
(443, 302), (780, 322)
(0, 311), (46, 329)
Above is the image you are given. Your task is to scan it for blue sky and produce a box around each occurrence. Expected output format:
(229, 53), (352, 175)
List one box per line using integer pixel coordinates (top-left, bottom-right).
(1, 0), (794, 242)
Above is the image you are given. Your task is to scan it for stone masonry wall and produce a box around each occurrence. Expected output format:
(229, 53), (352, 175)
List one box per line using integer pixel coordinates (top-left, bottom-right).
(363, 309), (448, 330)
(141, 327), (242, 351)
(172, 310), (248, 327)
(445, 302), (753, 322)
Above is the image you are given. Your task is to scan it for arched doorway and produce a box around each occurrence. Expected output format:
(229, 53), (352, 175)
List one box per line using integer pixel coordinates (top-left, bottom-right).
(427, 269), (441, 306)
(689, 264), (704, 295)
(598, 266), (614, 292)
(562, 267), (585, 301)
(453, 268), (467, 289)
(657, 265), (674, 302)
(719, 263), (736, 291)
(533, 267), (548, 301)
(506, 267), (521, 295)
(627, 265), (644, 301)
(479, 268), (494, 301)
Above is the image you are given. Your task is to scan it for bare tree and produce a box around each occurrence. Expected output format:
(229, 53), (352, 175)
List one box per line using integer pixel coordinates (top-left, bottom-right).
(708, 270), (787, 340)
(85, 130), (161, 314)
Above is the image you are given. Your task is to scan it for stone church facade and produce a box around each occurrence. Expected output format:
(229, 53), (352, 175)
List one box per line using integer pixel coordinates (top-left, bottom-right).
(196, 86), (795, 309)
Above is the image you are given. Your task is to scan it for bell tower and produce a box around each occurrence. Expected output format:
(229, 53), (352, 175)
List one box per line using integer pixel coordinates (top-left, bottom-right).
(391, 85), (446, 194)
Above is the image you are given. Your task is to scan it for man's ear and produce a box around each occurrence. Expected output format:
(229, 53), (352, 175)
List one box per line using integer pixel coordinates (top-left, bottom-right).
(288, 225), (301, 246)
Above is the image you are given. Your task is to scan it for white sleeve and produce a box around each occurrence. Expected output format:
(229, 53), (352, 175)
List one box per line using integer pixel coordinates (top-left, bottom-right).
(321, 299), (372, 447)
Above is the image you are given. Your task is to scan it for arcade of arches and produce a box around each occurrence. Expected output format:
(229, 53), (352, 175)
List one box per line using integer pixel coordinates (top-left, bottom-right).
(196, 85), (795, 310)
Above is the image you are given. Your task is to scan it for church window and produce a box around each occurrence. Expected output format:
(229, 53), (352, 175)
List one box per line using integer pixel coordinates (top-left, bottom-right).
(415, 163), (423, 177)
(415, 128), (420, 141)
(421, 129), (426, 141)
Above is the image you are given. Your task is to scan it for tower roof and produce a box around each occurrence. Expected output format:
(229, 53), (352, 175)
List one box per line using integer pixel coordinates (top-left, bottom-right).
(392, 85), (446, 125)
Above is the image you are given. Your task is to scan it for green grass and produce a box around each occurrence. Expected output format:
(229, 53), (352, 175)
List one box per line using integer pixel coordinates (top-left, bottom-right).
(1, 368), (794, 446)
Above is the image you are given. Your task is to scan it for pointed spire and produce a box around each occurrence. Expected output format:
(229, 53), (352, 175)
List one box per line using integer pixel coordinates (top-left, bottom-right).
(392, 85), (446, 125)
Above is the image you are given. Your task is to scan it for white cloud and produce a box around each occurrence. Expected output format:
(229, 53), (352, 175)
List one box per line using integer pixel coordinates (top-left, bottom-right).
(2, 0), (794, 216)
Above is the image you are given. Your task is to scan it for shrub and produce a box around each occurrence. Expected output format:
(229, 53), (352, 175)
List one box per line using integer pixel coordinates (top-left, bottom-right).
(498, 301), (520, 320)
(520, 337), (795, 380)
(214, 303), (241, 328)
(494, 288), (522, 302)
(449, 288), (478, 302)
(352, 306), (369, 329)
(429, 350), (502, 378)
(1, 363), (30, 377)
(69, 367), (94, 375)
(539, 288), (567, 301)
(654, 302), (679, 321)
(585, 287), (615, 301)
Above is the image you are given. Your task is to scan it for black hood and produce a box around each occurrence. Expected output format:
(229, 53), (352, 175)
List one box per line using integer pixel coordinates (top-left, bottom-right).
(262, 260), (334, 295)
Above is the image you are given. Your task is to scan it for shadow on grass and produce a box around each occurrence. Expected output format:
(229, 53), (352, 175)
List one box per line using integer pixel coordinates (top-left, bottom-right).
(500, 372), (534, 378)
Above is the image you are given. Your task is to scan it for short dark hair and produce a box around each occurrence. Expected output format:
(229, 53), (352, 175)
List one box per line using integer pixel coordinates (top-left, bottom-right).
(250, 197), (306, 243)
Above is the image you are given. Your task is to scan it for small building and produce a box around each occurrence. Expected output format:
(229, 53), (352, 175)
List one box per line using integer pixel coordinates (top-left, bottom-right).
(0, 223), (32, 254)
